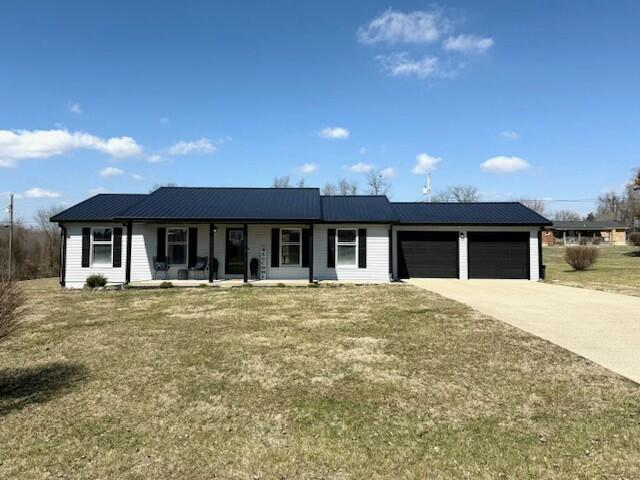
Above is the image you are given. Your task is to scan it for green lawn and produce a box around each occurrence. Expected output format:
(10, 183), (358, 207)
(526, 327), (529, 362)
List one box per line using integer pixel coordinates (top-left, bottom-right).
(544, 245), (640, 296)
(1, 279), (639, 479)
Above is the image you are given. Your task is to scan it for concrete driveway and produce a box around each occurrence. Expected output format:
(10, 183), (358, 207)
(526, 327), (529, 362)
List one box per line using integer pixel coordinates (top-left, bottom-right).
(408, 279), (640, 384)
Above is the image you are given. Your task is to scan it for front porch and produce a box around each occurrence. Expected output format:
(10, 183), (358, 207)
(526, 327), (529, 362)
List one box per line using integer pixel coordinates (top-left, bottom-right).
(127, 222), (315, 284)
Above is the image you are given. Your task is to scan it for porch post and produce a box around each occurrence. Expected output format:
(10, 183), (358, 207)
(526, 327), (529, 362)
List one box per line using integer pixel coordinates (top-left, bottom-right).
(243, 223), (248, 283)
(125, 221), (133, 284)
(309, 223), (314, 283)
(208, 223), (215, 282)
(563, 230), (566, 246)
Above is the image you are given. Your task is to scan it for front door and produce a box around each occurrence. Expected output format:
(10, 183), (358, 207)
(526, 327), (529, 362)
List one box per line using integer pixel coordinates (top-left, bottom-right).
(225, 228), (245, 275)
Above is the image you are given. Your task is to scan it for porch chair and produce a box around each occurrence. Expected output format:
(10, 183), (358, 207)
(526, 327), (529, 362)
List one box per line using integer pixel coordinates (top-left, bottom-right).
(189, 257), (208, 280)
(152, 256), (169, 280)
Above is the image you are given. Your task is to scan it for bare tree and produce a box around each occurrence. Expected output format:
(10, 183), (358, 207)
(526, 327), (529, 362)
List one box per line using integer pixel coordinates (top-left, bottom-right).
(272, 176), (291, 188)
(321, 178), (358, 196)
(35, 205), (65, 275)
(432, 185), (480, 202)
(321, 182), (337, 196)
(296, 178), (306, 188)
(337, 178), (358, 195)
(448, 185), (480, 202)
(0, 276), (25, 343)
(518, 198), (546, 214)
(365, 170), (391, 195)
(552, 210), (582, 221)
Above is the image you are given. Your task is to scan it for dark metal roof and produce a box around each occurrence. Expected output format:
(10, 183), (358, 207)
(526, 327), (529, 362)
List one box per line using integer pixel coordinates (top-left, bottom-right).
(551, 220), (630, 230)
(51, 189), (554, 226)
(50, 194), (147, 222)
(392, 202), (552, 225)
(117, 187), (322, 221)
(320, 196), (397, 222)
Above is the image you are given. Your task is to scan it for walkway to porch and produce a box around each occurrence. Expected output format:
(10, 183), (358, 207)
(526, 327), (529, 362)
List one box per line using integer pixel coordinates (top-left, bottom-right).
(128, 279), (313, 288)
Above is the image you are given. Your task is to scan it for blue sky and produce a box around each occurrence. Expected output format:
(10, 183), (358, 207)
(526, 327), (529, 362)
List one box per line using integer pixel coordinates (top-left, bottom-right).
(1, 0), (639, 221)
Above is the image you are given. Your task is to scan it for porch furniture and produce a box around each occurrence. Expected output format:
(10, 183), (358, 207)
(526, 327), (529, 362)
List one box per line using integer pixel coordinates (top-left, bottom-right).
(250, 258), (259, 279)
(152, 257), (169, 280)
(177, 269), (189, 280)
(189, 257), (208, 280)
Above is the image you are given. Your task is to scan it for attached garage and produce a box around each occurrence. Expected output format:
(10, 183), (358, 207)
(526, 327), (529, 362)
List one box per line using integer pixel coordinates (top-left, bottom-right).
(397, 231), (458, 278)
(467, 232), (529, 279)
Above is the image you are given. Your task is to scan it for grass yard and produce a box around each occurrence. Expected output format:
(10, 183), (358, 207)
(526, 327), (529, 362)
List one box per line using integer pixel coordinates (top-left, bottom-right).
(544, 245), (640, 296)
(1, 279), (639, 479)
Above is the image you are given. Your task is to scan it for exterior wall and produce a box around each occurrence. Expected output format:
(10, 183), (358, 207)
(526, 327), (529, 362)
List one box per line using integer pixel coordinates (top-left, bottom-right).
(313, 224), (391, 283)
(611, 229), (627, 245)
(392, 225), (541, 281)
(541, 230), (555, 246)
(63, 222), (128, 289)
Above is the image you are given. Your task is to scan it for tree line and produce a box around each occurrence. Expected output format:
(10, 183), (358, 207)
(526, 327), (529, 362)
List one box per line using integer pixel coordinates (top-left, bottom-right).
(0, 205), (63, 280)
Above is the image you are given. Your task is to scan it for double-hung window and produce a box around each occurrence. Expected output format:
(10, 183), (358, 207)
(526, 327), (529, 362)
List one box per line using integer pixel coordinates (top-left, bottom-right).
(167, 228), (188, 265)
(280, 228), (301, 266)
(336, 229), (357, 266)
(92, 228), (113, 266)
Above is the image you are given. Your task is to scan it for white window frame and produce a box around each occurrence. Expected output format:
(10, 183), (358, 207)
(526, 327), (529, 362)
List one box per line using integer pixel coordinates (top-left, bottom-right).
(336, 228), (358, 267)
(91, 226), (113, 267)
(280, 228), (302, 267)
(166, 227), (189, 267)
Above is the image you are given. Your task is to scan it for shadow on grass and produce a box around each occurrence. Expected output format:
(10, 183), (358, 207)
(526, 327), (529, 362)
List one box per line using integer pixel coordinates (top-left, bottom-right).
(623, 249), (640, 257)
(0, 362), (88, 416)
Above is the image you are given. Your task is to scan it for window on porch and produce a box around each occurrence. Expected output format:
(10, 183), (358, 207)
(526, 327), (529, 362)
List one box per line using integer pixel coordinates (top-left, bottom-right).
(280, 228), (301, 266)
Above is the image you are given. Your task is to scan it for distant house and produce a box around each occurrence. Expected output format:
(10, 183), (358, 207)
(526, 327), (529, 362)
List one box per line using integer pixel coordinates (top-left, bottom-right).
(542, 220), (630, 246)
(50, 187), (551, 288)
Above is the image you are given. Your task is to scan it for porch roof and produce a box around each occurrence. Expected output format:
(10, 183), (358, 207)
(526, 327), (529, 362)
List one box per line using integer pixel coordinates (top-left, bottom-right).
(551, 220), (630, 231)
(117, 187), (322, 221)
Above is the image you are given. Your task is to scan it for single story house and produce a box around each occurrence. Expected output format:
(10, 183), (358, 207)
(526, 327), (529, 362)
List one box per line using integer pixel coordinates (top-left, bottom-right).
(542, 220), (630, 246)
(50, 187), (552, 288)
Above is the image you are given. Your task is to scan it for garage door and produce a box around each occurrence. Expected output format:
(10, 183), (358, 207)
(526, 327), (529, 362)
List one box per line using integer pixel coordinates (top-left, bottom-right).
(468, 232), (529, 279)
(397, 231), (458, 278)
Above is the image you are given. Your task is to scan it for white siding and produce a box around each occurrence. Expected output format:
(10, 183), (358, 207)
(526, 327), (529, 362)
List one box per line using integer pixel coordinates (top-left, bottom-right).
(392, 225), (541, 281)
(314, 224), (390, 283)
(63, 222), (128, 289)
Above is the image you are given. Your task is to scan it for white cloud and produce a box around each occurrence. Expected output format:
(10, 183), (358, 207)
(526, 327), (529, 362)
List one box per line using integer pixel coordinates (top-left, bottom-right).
(299, 163), (318, 174)
(357, 8), (451, 45)
(100, 166), (124, 177)
(167, 138), (216, 156)
(499, 130), (519, 140)
(480, 156), (531, 173)
(377, 53), (441, 79)
(68, 101), (82, 114)
(349, 162), (375, 173)
(146, 154), (164, 163)
(131, 173), (144, 180)
(160, 116), (169, 125)
(443, 34), (494, 54)
(0, 129), (143, 167)
(319, 127), (350, 140)
(412, 152), (442, 174)
(88, 187), (109, 196)
(23, 187), (61, 199)
(380, 167), (396, 178)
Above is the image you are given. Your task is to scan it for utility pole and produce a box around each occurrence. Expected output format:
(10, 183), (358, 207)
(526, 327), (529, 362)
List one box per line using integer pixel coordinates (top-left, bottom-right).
(7, 193), (13, 278)
(422, 173), (432, 202)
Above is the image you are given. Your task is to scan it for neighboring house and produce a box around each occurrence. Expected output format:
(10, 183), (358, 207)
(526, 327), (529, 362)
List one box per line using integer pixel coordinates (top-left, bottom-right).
(543, 221), (630, 246)
(50, 187), (551, 288)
